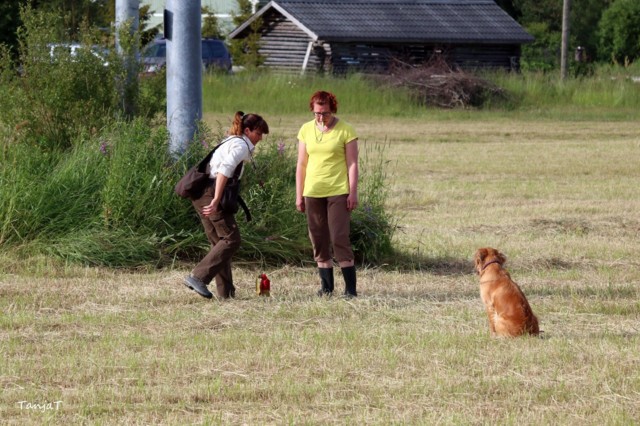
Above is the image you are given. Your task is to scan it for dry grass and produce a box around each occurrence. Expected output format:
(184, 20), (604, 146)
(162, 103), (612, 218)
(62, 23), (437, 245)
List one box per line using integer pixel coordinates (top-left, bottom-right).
(1, 116), (640, 424)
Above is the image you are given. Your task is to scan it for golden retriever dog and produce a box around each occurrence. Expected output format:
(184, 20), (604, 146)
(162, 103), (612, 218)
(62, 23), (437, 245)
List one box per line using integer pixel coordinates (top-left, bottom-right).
(474, 247), (540, 337)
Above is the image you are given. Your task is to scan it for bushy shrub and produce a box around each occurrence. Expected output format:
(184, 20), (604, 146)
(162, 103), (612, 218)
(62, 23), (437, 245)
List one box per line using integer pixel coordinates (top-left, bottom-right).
(0, 5), (165, 151)
(350, 141), (396, 264)
(238, 137), (396, 265)
(598, 0), (640, 63)
(236, 138), (306, 260)
(190, 130), (396, 266)
(520, 22), (561, 72)
(0, 118), (395, 268)
(0, 6), (122, 151)
(138, 68), (167, 118)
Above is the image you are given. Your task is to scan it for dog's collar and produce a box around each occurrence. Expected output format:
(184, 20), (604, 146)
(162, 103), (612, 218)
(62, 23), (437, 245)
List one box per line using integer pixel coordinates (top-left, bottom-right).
(481, 260), (501, 272)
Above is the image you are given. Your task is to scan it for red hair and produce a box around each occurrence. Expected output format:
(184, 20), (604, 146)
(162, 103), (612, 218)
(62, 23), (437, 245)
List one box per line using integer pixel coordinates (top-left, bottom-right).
(309, 90), (338, 113)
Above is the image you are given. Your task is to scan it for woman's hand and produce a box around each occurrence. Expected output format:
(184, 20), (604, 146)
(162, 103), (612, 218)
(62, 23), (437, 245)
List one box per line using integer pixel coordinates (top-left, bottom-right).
(202, 199), (219, 217)
(345, 139), (359, 212)
(347, 192), (358, 212)
(202, 175), (227, 217)
(296, 196), (305, 213)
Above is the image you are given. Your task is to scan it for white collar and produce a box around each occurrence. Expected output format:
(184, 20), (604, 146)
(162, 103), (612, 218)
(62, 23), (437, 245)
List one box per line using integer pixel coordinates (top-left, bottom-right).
(241, 134), (256, 152)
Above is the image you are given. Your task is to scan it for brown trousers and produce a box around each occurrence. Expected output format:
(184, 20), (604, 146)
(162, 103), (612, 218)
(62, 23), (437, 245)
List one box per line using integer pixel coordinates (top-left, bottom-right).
(305, 195), (354, 263)
(190, 183), (241, 298)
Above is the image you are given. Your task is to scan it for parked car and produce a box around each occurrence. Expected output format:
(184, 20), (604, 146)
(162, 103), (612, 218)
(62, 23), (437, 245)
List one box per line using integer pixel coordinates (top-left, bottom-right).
(141, 38), (232, 74)
(48, 43), (110, 66)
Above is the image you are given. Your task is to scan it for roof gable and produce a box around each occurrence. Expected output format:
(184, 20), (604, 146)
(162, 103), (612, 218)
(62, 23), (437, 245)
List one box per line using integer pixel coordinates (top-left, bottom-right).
(229, 0), (534, 44)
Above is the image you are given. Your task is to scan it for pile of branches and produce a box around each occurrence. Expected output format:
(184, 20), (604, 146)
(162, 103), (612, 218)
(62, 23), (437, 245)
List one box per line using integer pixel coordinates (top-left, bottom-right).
(378, 55), (508, 108)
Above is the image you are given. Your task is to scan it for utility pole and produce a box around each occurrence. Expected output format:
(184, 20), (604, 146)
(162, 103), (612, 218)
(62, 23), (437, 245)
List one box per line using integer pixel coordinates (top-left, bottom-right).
(560, 0), (571, 80)
(166, 0), (202, 157)
(115, 0), (139, 117)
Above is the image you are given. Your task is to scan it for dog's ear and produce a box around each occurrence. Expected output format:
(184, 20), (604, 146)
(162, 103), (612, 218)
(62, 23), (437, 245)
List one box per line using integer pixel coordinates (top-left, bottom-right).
(496, 250), (507, 265)
(474, 248), (489, 267)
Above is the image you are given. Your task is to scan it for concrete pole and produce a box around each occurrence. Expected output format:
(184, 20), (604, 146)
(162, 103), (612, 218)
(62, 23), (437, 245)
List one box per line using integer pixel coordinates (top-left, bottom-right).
(166, 0), (203, 157)
(115, 0), (139, 117)
(115, 0), (139, 54)
(560, 0), (571, 80)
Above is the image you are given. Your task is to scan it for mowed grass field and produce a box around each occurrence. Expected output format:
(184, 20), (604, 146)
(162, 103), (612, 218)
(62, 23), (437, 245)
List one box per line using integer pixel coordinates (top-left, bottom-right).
(1, 114), (639, 424)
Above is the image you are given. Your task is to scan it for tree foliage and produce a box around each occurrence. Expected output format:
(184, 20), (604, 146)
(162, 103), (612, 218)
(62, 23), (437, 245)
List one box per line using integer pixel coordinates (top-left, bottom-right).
(520, 21), (561, 72)
(507, 0), (620, 70)
(229, 0), (264, 68)
(0, 5), (165, 150)
(30, 0), (112, 40)
(201, 6), (224, 39)
(598, 0), (640, 63)
(0, 1), (21, 52)
(570, 0), (614, 61)
(514, 0), (562, 31)
(493, 0), (521, 21)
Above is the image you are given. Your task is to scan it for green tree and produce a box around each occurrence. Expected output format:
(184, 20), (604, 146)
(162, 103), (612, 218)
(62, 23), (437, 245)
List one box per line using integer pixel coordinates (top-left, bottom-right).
(512, 0), (562, 71)
(34, 0), (112, 40)
(571, 0), (614, 62)
(1, 5), (122, 150)
(514, 0), (613, 70)
(202, 6), (224, 39)
(0, 1), (21, 52)
(494, 0), (521, 21)
(598, 0), (640, 63)
(520, 21), (562, 72)
(138, 4), (160, 47)
(512, 0), (615, 63)
(229, 0), (264, 68)
(515, 0), (562, 31)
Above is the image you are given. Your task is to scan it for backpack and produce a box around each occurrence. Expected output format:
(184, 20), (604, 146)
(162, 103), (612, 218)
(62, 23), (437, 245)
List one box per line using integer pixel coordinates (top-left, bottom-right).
(174, 137), (252, 221)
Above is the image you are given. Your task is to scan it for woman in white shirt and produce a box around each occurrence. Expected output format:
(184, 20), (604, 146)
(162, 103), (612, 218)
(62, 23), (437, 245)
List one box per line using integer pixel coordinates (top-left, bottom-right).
(185, 111), (269, 299)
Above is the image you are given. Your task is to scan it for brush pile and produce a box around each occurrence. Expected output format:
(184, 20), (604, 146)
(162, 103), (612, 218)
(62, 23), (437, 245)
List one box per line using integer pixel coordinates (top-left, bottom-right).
(378, 55), (508, 108)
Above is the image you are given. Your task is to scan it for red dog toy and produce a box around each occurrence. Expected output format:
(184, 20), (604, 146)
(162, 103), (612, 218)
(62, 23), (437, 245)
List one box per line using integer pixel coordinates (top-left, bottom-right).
(257, 273), (270, 297)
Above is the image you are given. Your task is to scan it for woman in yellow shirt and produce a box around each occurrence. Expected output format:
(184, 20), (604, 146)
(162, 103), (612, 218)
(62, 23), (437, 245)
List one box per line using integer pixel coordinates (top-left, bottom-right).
(296, 91), (359, 298)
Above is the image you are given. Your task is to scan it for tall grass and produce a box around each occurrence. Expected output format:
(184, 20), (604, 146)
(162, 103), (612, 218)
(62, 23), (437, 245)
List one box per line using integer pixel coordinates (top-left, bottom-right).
(483, 65), (640, 118)
(0, 116), (395, 268)
(202, 71), (424, 117)
(201, 66), (640, 121)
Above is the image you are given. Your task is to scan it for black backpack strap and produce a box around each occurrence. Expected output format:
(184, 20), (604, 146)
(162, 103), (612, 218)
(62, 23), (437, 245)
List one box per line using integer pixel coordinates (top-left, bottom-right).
(238, 195), (251, 222)
(199, 138), (229, 174)
(213, 136), (251, 222)
(232, 138), (250, 221)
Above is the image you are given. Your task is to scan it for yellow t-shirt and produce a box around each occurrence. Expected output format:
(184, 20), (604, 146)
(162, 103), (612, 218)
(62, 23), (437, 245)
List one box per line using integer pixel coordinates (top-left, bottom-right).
(297, 119), (357, 198)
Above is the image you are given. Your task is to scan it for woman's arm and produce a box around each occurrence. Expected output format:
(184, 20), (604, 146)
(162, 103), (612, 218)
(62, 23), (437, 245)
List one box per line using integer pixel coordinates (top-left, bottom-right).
(296, 141), (308, 212)
(202, 139), (247, 217)
(202, 173), (228, 217)
(345, 139), (359, 211)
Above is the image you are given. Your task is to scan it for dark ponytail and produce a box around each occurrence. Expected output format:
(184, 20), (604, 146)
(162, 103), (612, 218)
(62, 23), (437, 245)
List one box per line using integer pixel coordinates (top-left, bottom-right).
(229, 111), (270, 136)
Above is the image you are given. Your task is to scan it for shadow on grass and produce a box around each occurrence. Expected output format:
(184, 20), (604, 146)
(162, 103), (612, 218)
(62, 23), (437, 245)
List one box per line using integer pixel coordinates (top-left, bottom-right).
(377, 251), (473, 276)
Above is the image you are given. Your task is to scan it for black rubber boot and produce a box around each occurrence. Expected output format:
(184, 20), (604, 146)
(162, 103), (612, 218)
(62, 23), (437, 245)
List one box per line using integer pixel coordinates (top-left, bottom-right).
(341, 266), (357, 298)
(318, 267), (334, 296)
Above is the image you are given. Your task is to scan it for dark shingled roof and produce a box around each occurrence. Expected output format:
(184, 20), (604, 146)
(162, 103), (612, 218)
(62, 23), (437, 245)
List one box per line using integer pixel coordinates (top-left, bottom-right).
(230, 0), (534, 44)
